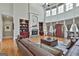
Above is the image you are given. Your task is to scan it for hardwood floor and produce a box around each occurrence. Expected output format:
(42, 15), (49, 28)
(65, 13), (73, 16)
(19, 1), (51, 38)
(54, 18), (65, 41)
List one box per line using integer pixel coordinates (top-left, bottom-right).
(31, 36), (64, 43)
(0, 38), (22, 56)
(0, 36), (64, 56)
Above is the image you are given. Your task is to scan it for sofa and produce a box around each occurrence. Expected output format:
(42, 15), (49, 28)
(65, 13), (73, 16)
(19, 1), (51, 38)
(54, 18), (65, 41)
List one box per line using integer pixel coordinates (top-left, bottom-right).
(65, 39), (79, 56)
(16, 38), (63, 56)
(16, 38), (53, 56)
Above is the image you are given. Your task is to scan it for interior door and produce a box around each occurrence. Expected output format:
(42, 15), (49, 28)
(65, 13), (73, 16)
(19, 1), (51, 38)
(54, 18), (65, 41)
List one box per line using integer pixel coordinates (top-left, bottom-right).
(55, 24), (63, 37)
(2, 15), (13, 39)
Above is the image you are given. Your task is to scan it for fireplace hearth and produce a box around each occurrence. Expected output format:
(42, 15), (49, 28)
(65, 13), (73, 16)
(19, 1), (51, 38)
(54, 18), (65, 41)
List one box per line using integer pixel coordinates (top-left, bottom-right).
(32, 29), (38, 35)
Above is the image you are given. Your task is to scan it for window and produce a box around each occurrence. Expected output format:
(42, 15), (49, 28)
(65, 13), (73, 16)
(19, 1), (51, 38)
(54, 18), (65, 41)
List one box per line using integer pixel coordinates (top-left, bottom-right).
(76, 3), (79, 7)
(58, 5), (64, 14)
(46, 10), (50, 16)
(52, 8), (56, 15)
(66, 3), (73, 11)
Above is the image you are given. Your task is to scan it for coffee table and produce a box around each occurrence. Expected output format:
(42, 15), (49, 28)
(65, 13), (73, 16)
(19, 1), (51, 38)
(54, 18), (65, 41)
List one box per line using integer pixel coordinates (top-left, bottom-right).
(41, 38), (58, 47)
(34, 43), (63, 56)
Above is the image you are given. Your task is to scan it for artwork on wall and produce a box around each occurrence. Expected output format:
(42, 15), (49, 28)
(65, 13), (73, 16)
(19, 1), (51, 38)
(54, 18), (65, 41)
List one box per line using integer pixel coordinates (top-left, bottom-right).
(4, 24), (11, 31)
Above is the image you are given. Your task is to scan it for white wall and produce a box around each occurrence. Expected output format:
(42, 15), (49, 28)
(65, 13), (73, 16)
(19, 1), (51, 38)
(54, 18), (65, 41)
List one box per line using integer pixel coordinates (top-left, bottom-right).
(30, 3), (44, 22)
(13, 3), (44, 39)
(0, 3), (13, 16)
(0, 3), (13, 41)
(0, 15), (2, 41)
(0, 3), (44, 40)
(46, 7), (79, 23)
(13, 3), (29, 40)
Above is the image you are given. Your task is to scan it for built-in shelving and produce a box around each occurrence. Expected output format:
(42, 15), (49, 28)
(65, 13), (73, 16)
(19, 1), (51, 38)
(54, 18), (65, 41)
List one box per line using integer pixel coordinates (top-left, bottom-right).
(20, 19), (29, 38)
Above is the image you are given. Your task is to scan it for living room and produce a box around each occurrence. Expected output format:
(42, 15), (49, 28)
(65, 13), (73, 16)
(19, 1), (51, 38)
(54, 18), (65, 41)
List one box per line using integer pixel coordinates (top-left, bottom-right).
(0, 2), (79, 57)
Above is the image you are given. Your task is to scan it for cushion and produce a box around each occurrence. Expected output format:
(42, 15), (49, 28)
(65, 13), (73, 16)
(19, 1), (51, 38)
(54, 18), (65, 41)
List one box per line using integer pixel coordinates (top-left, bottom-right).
(66, 46), (79, 56)
(75, 40), (79, 46)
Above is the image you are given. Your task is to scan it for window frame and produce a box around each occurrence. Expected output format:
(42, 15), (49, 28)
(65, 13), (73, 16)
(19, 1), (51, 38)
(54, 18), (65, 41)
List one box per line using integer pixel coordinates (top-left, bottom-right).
(66, 3), (73, 11)
(58, 5), (64, 14)
(46, 10), (51, 17)
(51, 8), (57, 15)
(76, 3), (79, 7)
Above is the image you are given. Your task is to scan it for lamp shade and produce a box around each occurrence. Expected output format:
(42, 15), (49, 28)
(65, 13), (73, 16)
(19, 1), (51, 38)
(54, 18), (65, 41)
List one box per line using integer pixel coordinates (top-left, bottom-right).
(70, 24), (78, 32)
(64, 25), (68, 31)
(49, 25), (53, 33)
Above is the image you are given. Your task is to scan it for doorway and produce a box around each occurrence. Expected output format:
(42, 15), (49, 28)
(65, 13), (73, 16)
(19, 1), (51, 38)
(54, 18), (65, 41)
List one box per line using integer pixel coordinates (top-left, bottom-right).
(2, 15), (14, 39)
(39, 22), (44, 36)
(55, 24), (63, 37)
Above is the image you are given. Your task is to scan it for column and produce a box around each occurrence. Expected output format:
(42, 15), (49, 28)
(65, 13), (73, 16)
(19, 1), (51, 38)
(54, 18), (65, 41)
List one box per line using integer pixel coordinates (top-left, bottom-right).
(64, 20), (68, 39)
(43, 6), (47, 36)
(56, 4), (58, 20)
(51, 23), (53, 36)
(28, 3), (31, 38)
(73, 18), (76, 41)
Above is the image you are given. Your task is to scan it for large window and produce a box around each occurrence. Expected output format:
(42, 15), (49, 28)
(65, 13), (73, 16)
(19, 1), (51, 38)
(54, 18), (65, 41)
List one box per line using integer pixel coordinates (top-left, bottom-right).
(52, 8), (56, 15)
(76, 3), (79, 7)
(46, 10), (50, 16)
(66, 3), (73, 11)
(58, 5), (64, 14)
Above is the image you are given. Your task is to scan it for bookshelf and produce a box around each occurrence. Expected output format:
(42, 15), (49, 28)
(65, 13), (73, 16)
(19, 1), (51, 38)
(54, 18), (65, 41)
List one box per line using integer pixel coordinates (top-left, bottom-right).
(20, 19), (29, 38)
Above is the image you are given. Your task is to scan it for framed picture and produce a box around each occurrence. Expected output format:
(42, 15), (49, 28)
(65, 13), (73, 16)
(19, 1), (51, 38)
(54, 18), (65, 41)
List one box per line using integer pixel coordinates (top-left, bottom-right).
(30, 13), (38, 27)
(4, 24), (11, 31)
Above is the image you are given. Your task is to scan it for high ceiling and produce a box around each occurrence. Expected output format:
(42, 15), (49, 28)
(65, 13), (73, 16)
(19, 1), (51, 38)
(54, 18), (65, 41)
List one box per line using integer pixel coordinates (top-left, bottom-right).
(42, 3), (64, 10)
